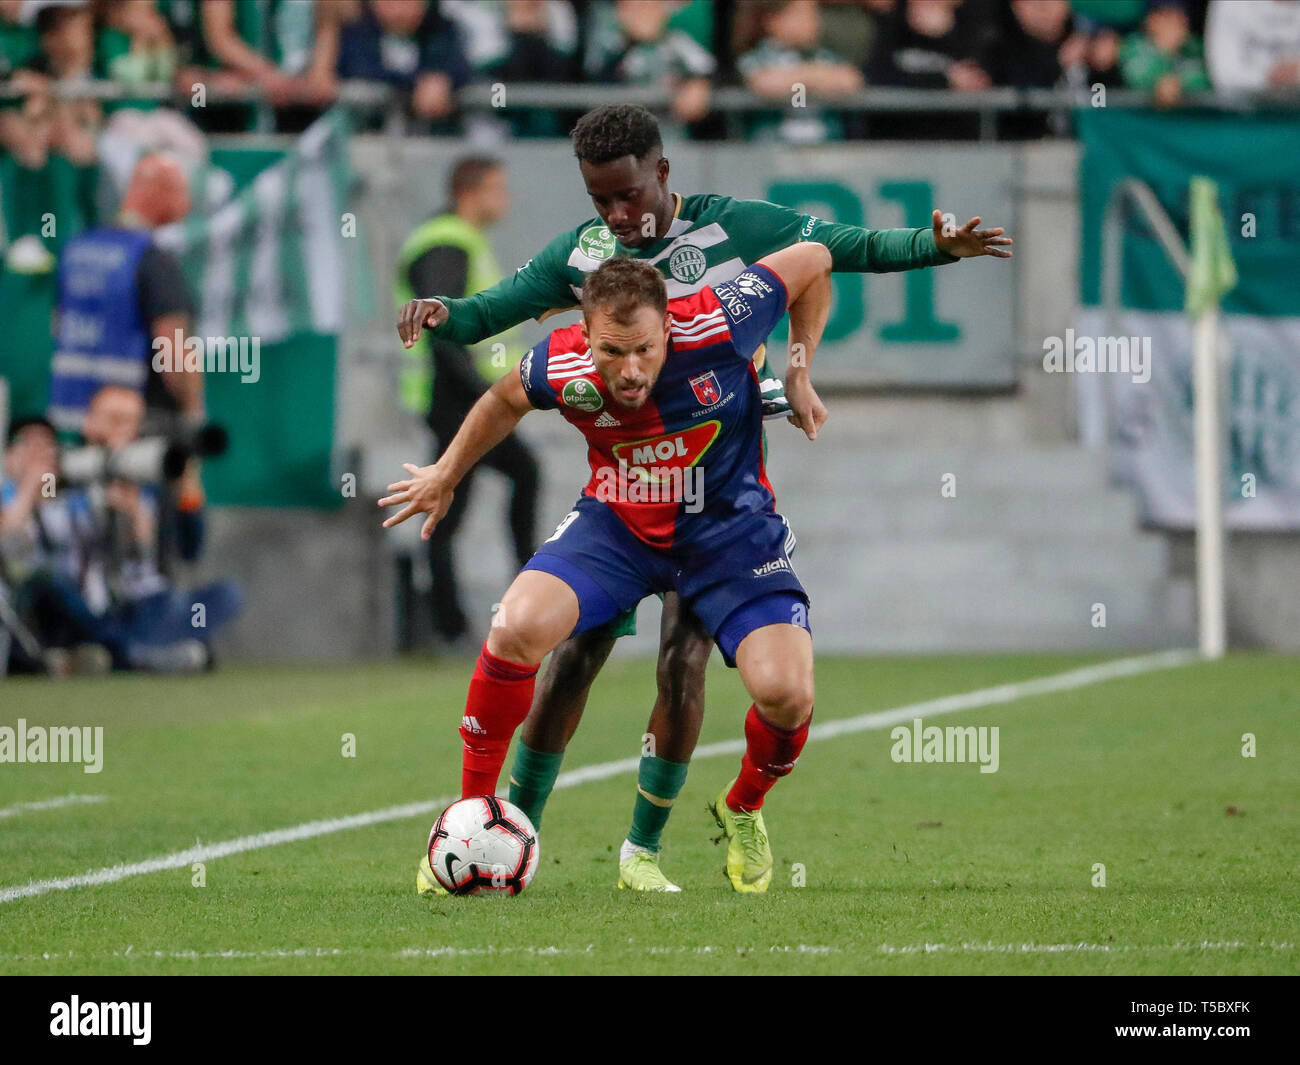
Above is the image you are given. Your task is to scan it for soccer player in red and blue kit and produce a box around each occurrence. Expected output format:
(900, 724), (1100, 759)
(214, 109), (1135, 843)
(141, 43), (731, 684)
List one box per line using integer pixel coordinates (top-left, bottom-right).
(381, 239), (833, 892)
(399, 106), (1011, 893)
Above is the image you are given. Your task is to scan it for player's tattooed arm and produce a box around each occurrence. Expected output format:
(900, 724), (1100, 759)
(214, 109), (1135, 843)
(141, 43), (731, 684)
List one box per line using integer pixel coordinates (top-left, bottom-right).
(378, 367), (534, 539)
(756, 243), (832, 441)
(930, 210), (1014, 259)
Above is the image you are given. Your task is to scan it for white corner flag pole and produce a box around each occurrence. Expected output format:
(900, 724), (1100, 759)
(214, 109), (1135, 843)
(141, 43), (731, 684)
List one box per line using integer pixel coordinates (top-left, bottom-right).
(1192, 306), (1226, 659)
(1187, 176), (1234, 661)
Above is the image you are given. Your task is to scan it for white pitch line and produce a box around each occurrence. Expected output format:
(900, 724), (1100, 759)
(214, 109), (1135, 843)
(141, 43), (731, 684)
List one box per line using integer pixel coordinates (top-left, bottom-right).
(3, 938), (1291, 965)
(0, 649), (1200, 904)
(876, 939), (1297, 956)
(0, 794), (107, 820)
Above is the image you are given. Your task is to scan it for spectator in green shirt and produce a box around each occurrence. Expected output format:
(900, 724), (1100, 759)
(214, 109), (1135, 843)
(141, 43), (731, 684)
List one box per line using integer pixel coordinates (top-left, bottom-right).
(15, 3), (100, 164)
(0, 0), (39, 77)
(97, 0), (178, 101)
(1120, 0), (1210, 108)
(183, 0), (338, 131)
(735, 0), (864, 143)
(583, 0), (714, 126)
(442, 0), (580, 138)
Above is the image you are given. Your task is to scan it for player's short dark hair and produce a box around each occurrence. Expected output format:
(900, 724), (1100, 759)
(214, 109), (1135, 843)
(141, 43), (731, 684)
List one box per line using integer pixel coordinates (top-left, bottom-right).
(581, 257), (668, 324)
(448, 155), (503, 201)
(5, 415), (56, 449)
(571, 106), (663, 166)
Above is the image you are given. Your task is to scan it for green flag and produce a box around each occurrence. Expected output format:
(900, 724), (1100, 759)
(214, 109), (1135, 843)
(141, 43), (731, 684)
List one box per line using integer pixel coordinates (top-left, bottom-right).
(1185, 176), (1238, 316)
(157, 109), (361, 342)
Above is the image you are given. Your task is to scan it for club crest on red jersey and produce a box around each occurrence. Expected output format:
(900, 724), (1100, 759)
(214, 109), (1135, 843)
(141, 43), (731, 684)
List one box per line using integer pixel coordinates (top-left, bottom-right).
(689, 371), (721, 405)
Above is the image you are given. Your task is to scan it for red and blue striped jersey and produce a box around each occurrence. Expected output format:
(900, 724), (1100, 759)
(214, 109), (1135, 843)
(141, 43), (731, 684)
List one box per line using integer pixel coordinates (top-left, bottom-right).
(520, 264), (789, 552)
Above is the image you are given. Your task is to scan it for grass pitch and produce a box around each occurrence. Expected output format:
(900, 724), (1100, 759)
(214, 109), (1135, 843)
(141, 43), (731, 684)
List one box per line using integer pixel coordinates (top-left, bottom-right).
(0, 652), (1296, 975)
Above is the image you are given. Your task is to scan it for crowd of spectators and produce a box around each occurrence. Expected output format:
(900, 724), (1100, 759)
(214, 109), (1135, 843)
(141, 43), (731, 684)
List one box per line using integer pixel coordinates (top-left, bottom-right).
(0, 1), (1296, 149)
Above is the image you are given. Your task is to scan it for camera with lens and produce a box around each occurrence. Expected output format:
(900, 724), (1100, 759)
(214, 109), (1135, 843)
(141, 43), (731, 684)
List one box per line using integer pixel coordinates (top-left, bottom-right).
(59, 423), (229, 487)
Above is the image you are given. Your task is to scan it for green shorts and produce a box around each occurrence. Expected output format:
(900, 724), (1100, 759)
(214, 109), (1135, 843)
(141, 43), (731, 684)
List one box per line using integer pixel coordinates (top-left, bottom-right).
(600, 606), (639, 640)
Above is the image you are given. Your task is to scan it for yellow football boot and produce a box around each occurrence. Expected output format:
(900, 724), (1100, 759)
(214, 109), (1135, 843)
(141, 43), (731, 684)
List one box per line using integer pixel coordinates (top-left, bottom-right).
(709, 783), (773, 893)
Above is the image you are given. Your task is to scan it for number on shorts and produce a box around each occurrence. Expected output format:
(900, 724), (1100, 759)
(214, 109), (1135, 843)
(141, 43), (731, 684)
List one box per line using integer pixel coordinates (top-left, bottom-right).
(545, 510), (579, 543)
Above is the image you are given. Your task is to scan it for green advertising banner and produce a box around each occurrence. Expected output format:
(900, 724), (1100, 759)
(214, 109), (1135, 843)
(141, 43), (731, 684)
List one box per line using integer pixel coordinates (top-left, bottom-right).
(155, 113), (354, 508)
(1076, 109), (1300, 529)
(700, 146), (1018, 387)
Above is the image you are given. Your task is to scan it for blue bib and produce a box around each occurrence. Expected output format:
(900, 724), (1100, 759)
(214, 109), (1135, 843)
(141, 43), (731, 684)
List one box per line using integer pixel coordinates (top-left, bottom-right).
(49, 227), (154, 432)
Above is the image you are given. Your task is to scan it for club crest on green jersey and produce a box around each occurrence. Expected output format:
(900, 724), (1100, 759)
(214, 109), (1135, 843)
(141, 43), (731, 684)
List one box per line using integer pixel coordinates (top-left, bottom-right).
(578, 224), (616, 262)
(667, 245), (707, 284)
(562, 377), (604, 412)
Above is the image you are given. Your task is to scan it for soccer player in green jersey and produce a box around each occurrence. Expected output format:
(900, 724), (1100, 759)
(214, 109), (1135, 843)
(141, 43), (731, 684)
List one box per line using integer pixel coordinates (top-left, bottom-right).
(399, 104), (1011, 893)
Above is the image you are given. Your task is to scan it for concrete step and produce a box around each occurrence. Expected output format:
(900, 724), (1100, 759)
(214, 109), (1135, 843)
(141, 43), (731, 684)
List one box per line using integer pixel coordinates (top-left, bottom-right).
(785, 490), (1140, 537)
(809, 576), (1194, 653)
(795, 534), (1168, 583)
(768, 445), (1110, 493)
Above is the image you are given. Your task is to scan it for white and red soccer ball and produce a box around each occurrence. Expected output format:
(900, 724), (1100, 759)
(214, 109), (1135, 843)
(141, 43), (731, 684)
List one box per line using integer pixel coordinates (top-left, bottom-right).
(427, 796), (540, 896)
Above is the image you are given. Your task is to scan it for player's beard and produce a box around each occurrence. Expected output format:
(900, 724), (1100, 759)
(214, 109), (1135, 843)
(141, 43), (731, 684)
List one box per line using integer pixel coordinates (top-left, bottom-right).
(613, 383), (649, 409)
(607, 372), (656, 410)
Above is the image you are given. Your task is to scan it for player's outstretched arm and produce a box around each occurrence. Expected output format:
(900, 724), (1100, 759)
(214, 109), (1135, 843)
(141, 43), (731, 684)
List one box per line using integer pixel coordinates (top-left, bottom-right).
(397, 297), (450, 348)
(931, 209), (1013, 259)
(378, 366), (534, 540)
(397, 235), (579, 346)
(756, 243), (832, 441)
(757, 241), (833, 304)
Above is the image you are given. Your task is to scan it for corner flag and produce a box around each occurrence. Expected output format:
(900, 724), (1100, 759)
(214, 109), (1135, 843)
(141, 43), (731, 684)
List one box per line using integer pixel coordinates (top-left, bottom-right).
(1185, 177), (1237, 316)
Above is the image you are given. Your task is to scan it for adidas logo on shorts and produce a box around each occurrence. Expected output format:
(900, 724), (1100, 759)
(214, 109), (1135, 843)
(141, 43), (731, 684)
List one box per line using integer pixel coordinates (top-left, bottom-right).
(593, 411), (620, 427)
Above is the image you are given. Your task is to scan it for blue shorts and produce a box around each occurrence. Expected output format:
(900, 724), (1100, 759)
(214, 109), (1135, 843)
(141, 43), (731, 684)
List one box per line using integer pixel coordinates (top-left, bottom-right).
(524, 496), (811, 667)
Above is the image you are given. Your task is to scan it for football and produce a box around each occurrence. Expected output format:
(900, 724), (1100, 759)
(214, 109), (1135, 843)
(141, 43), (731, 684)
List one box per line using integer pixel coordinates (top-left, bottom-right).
(427, 796), (540, 896)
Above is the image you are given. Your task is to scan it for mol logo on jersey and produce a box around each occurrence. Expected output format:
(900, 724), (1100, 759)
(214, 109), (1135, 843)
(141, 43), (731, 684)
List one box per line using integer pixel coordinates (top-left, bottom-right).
(610, 420), (721, 484)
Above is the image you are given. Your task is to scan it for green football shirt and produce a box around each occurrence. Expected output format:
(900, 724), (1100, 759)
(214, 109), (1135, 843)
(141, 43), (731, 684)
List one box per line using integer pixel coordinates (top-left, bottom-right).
(428, 192), (957, 345)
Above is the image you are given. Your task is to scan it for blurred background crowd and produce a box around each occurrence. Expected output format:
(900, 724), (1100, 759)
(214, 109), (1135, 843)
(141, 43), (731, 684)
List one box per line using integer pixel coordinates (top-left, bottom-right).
(2, 0), (1297, 152)
(1, 1), (1298, 678)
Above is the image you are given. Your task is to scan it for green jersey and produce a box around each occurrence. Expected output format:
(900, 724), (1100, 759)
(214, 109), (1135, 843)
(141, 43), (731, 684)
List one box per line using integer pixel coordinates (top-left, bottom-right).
(429, 192), (957, 345)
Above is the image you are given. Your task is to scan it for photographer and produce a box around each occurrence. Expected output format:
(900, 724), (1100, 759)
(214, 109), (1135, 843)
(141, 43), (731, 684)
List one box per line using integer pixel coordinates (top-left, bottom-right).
(0, 387), (241, 674)
(0, 415), (105, 675)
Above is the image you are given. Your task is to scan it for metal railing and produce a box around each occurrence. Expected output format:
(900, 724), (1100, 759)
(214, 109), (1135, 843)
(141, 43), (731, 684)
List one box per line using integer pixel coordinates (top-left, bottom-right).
(2, 78), (1298, 140)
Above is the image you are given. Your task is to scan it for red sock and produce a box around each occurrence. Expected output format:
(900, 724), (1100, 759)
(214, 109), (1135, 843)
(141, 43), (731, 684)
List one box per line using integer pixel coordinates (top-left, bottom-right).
(459, 644), (538, 797)
(726, 705), (811, 812)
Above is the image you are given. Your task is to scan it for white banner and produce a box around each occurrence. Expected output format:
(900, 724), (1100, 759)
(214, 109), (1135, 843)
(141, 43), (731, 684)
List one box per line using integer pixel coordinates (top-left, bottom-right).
(1076, 308), (1300, 529)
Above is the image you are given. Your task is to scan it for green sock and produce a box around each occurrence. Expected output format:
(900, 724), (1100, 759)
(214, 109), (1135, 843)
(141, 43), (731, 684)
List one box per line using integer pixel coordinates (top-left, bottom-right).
(627, 755), (690, 852)
(508, 741), (565, 829)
